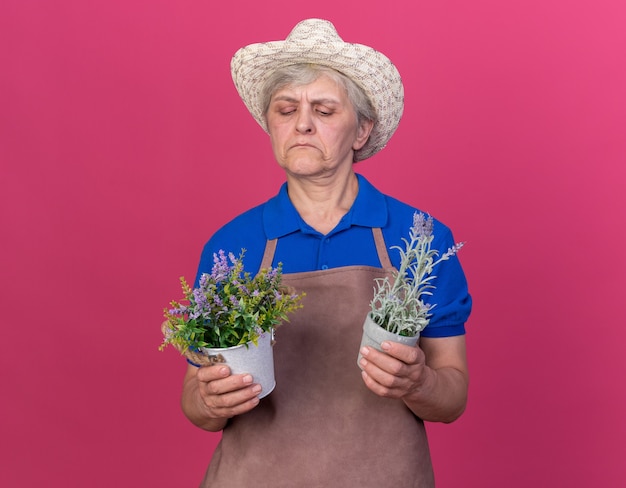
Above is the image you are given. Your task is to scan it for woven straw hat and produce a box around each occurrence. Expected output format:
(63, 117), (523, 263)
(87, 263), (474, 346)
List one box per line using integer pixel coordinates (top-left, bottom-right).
(230, 18), (404, 161)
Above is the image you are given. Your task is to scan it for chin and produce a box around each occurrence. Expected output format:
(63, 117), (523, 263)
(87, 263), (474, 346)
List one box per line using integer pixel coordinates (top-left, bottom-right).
(281, 159), (326, 175)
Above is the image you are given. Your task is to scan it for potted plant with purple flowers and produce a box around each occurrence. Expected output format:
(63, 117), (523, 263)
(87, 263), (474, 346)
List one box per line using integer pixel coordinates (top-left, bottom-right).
(358, 212), (464, 367)
(161, 249), (304, 398)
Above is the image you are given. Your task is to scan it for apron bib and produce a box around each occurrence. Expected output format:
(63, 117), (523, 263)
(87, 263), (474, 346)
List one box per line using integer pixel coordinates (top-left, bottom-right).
(201, 229), (434, 487)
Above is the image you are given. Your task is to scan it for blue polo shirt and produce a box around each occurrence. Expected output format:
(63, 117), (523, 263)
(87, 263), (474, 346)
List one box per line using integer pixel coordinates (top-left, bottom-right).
(195, 174), (471, 337)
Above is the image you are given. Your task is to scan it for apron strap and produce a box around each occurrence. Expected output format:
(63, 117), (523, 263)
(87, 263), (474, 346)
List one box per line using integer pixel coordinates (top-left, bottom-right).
(259, 238), (278, 270)
(372, 228), (393, 269)
(260, 229), (393, 271)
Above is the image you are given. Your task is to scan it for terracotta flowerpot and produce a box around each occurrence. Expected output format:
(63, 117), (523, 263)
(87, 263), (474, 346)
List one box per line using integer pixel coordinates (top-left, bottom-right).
(200, 331), (276, 399)
(357, 313), (420, 369)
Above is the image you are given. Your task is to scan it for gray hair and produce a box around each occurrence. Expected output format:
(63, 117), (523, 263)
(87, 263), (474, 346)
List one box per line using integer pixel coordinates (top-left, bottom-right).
(260, 64), (378, 127)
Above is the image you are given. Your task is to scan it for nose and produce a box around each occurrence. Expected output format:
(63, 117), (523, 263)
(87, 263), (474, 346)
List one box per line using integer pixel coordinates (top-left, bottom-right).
(295, 107), (314, 134)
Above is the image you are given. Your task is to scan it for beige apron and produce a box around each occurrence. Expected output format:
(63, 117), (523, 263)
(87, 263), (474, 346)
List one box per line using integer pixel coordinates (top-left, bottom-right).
(201, 229), (434, 487)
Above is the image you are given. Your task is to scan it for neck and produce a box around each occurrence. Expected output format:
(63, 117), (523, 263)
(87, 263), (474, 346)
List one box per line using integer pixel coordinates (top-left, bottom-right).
(286, 170), (359, 235)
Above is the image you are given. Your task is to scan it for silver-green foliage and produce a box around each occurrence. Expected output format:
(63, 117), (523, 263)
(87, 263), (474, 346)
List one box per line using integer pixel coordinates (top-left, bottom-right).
(370, 212), (464, 336)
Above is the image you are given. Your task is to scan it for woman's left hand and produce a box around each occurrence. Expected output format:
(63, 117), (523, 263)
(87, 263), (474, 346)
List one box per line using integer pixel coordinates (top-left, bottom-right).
(359, 335), (469, 423)
(358, 341), (430, 400)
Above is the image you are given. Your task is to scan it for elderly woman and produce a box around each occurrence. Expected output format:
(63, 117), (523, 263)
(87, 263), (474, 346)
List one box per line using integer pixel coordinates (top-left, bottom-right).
(181, 19), (471, 487)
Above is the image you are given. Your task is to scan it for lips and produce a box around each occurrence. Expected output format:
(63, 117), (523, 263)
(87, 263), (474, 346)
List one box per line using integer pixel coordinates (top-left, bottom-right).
(290, 143), (316, 150)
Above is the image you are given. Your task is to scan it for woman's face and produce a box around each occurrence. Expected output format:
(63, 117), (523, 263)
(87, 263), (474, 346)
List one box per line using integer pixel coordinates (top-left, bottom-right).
(265, 75), (373, 179)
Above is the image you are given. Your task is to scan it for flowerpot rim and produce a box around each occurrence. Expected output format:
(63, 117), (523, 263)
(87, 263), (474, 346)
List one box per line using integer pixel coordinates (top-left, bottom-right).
(365, 312), (420, 339)
(199, 330), (272, 353)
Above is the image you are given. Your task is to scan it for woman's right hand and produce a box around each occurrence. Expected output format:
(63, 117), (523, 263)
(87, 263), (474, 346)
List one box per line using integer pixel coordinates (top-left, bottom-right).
(181, 363), (262, 431)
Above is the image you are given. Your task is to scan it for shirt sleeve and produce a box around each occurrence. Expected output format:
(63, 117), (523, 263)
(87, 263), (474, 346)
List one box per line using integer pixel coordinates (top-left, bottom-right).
(193, 205), (267, 287)
(419, 223), (472, 338)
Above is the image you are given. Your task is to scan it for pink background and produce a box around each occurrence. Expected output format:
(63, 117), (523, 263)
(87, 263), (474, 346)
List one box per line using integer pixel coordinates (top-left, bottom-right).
(2, 1), (625, 486)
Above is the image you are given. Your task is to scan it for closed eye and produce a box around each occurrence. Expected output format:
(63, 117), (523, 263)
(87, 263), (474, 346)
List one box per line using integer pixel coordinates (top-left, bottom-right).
(317, 110), (331, 116)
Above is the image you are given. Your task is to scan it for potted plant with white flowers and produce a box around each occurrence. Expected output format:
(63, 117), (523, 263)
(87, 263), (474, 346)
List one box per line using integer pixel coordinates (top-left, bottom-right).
(161, 249), (305, 398)
(358, 212), (464, 367)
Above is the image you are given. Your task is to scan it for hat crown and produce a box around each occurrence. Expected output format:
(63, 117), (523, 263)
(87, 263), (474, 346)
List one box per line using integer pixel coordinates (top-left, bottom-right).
(285, 19), (344, 45)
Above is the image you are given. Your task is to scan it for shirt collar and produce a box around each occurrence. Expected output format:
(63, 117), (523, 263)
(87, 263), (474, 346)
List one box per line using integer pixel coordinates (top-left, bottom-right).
(349, 173), (388, 228)
(263, 173), (388, 239)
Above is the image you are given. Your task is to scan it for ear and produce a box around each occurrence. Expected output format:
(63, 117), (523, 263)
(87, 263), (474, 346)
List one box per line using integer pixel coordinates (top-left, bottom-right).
(353, 119), (375, 151)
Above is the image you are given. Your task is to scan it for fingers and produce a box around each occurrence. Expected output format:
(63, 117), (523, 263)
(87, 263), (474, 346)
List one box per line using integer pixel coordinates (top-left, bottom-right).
(359, 348), (404, 396)
(196, 365), (262, 418)
(379, 341), (421, 365)
(196, 364), (231, 383)
(359, 343), (425, 398)
(359, 342), (422, 372)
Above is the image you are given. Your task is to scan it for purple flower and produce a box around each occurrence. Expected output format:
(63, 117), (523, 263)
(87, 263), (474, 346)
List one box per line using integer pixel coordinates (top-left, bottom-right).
(189, 289), (209, 319)
(237, 283), (250, 295)
(447, 242), (465, 255)
(199, 273), (210, 289)
(412, 212), (434, 237)
(211, 250), (231, 282)
(265, 268), (278, 280)
(193, 288), (208, 307)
